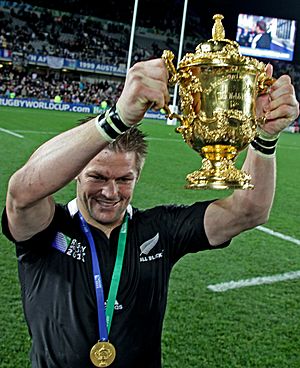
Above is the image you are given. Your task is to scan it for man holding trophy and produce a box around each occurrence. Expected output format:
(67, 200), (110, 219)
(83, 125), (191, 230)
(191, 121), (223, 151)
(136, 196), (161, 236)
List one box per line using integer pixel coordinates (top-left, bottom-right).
(2, 15), (299, 368)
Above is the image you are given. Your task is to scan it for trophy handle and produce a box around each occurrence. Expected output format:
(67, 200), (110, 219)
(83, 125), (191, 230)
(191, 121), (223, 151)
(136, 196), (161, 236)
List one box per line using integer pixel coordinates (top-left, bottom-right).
(162, 50), (179, 85)
(161, 50), (184, 123)
(257, 74), (276, 96)
(256, 74), (276, 128)
(162, 104), (184, 123)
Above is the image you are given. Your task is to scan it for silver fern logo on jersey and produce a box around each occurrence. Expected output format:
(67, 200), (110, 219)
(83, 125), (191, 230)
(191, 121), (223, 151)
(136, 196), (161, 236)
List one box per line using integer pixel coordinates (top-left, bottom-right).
(140, 233), (164, 262)
(140, 233), (159, 255)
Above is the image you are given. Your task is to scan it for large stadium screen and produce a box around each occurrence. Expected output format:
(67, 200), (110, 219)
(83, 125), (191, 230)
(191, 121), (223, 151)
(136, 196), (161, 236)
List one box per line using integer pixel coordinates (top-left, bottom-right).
(236, 13), (297, 61)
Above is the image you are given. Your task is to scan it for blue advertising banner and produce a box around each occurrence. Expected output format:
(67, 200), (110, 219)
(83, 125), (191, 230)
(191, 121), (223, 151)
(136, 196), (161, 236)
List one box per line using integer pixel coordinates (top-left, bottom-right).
(0, 49), (127, 76)
(0, 97), (165, 120)
(0, 97), (98, 114)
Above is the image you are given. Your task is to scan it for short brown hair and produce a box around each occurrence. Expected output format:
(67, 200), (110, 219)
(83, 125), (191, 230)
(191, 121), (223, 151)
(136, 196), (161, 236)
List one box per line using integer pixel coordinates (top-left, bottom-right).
(108, 126), (148, 175)
(78, 116), (148, 175)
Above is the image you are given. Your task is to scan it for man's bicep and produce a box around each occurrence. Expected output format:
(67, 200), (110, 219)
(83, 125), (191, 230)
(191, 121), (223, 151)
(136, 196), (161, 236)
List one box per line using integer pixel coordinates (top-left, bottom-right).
(6, 196), (56, 242)
(204, 196), (244, 246)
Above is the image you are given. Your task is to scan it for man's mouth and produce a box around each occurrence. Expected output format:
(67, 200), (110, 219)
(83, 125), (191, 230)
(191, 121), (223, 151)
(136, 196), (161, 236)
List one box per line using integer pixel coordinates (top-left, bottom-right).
(94, 199), (120, 208)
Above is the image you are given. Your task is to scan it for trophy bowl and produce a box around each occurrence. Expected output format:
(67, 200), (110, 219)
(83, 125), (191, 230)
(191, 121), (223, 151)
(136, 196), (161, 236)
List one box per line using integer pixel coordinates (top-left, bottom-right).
(162, 14), (273, 190)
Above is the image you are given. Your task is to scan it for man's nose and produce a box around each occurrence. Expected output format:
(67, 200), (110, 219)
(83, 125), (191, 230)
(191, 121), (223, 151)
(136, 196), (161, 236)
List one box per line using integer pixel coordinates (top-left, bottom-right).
(102, 180), (118, 197)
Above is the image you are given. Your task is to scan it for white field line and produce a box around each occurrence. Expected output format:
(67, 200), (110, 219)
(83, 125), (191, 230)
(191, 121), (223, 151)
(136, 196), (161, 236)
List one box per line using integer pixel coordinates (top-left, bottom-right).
(3, 129), (300, 149)
(257, 225), (300, 246)
(15, 129), (58, 135)
(279, 145), (300, 150)
(208, 226), (300, 292)
(146, 136), (182, 142)
(0, 127), (24, 138)
(207, 271), (300, 292)
(12, 130), (183, 142)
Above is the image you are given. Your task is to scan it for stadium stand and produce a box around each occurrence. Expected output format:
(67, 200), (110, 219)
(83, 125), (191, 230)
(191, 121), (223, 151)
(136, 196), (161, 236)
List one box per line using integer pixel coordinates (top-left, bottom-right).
(0, 0), (207, 108)
(0, 63), (124, 105)
(0, 0), (300, 112)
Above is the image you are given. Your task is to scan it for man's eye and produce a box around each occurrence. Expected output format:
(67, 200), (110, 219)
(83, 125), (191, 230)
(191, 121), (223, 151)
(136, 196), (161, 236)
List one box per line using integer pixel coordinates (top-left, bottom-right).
(117, 177), (132, 183)
(89, 175), (105, 181)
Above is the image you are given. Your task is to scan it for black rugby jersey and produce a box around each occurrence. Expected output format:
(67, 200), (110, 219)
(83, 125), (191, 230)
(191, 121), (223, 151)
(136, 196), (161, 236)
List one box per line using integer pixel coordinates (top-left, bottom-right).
(2, 200), (230, 368)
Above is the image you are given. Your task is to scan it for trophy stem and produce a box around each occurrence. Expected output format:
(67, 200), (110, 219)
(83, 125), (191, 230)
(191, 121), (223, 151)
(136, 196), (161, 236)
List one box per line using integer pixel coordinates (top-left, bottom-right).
(185, 145), (254, 190)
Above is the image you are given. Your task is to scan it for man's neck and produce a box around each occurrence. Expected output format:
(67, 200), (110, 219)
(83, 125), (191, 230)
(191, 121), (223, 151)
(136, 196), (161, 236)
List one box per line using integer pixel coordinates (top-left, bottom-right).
(77, 201), (123, 238)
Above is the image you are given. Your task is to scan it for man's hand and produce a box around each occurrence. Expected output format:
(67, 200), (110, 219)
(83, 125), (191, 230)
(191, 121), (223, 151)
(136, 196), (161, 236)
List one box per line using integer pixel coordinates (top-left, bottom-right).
(256, 64), (299, 136)
(116, 59), (170, 126)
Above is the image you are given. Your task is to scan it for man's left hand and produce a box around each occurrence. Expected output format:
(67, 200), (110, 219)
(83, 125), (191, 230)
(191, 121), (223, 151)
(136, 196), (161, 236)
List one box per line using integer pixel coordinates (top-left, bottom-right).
(256, 64), (299, 136)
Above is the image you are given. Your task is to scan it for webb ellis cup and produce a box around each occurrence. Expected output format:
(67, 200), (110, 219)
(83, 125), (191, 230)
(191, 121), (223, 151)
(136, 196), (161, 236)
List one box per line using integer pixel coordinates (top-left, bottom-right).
(162, 14), (273, 190)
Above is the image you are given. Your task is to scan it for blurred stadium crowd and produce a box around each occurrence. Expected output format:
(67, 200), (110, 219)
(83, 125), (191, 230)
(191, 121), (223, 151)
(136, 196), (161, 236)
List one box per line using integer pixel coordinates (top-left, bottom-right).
(0, 0), (300, 111)
(0, 67), (125, 106)
(1, 4), (145, 66)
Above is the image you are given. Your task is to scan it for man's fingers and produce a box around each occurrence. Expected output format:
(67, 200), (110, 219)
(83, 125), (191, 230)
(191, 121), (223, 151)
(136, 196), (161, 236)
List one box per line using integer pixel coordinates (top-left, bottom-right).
(265, 74), (299, 121)
(131, 59), (169, 83)
(266, 103), (297, 121)
(117, 58), (170, 125)
(265, 63), (273, 79)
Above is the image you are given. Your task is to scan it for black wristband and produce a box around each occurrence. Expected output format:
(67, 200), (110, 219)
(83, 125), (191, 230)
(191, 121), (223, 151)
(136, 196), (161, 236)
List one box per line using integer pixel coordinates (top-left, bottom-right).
(107, 105), (130, 133)
(255, 135), (278, 148)
(98, 115), (120, 140)
(250, 139), (276, 155)
(95, 106), (130, 142)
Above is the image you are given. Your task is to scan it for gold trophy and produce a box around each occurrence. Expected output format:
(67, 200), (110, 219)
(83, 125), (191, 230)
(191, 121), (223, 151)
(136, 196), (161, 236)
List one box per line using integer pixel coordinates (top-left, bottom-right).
(162, 14), (273, 190)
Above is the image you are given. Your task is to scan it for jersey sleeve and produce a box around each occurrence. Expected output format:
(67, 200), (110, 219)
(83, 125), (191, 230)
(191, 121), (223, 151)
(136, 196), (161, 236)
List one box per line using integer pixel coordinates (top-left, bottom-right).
(1, 204), (74, 259)
(135, 200), (231, 265)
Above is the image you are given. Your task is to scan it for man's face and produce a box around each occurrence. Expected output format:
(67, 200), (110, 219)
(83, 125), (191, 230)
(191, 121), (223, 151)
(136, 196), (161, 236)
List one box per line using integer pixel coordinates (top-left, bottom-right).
(77, 149), (139, 228)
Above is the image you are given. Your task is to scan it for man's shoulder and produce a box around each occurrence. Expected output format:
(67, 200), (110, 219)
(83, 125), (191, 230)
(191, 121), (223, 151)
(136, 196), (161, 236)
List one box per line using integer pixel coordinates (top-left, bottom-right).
(131, 201), (214, 228)
(132, 201), (213, 215)
(1, 200), (77, 247)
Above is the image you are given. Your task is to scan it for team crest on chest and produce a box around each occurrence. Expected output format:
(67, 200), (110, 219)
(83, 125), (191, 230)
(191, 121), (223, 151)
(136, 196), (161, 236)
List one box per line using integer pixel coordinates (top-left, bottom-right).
(139, 233), (164, 263)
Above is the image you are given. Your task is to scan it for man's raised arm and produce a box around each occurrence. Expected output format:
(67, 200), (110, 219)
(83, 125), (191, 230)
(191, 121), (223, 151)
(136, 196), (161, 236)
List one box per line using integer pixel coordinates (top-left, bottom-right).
(204, 70), (299, 246)
(5, 59), (169, 242)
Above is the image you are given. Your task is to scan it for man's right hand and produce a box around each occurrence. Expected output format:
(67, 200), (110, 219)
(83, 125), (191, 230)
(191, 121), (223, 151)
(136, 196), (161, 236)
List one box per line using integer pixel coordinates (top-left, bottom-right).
(116, 58), (170, 126)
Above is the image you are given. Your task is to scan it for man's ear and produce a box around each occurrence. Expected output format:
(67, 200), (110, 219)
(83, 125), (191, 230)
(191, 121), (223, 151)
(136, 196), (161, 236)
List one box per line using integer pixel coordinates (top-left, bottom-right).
(135, 170), (142, 183)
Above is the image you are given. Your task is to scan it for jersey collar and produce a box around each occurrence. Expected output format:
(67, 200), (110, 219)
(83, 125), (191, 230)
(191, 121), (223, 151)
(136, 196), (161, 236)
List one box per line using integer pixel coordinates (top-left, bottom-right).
(67, 198), (133, 219)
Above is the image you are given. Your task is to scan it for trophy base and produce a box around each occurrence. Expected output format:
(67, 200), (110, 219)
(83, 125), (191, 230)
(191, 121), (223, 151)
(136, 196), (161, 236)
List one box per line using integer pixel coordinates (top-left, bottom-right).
(185, 158), (254, 190)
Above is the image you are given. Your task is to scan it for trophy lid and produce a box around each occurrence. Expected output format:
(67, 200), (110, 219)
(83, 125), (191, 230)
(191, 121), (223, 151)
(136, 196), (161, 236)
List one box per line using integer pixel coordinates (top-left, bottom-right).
(178, 14), (264, 70)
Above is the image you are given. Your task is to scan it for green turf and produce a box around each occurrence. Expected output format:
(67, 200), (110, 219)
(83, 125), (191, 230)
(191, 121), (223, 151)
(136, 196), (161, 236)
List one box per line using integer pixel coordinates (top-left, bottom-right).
(0, 106), (300, 367)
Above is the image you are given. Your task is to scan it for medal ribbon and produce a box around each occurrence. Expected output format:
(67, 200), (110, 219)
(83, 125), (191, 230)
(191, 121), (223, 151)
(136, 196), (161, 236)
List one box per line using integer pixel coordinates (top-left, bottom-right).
(79, 212), (128, 341)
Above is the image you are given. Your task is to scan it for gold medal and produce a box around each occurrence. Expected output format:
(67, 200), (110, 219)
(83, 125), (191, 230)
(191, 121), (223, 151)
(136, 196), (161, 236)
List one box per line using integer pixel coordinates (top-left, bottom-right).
(90, 341), (116, 367)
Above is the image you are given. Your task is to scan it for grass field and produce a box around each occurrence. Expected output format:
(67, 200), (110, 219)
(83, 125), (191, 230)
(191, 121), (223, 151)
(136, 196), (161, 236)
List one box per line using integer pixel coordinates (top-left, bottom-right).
(0, 106), (300, 367)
